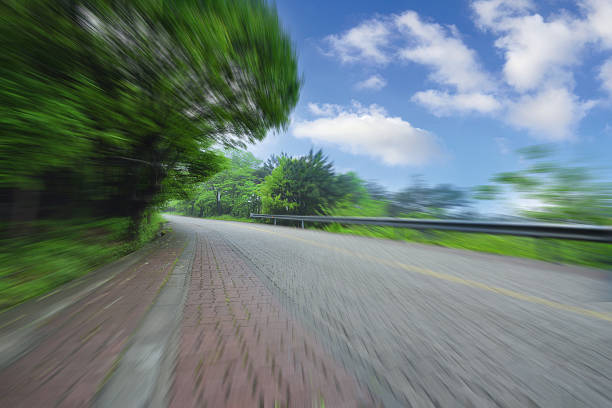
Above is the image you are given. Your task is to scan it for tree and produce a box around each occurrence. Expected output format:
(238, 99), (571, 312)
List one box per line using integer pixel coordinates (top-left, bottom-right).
(327, 174), (388, 217)
(335, 172), (367, 204)
(365, 181), (390, 202)
(477, 146), (612, 224)
(389, 176), (468, 217)
(178, 150), (264, 218)
(260, 149), (339, 215)
(0, 0), (300, 228)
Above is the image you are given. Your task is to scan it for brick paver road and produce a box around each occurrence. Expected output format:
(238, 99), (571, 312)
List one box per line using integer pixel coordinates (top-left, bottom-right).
(169, 230), (373, 407)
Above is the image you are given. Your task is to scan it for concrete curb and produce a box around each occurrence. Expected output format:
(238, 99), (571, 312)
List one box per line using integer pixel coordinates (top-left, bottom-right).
(95, 229), (196, 408)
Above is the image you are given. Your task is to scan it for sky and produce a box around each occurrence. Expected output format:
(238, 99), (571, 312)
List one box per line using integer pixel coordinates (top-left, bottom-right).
(248, 0), (612, 199)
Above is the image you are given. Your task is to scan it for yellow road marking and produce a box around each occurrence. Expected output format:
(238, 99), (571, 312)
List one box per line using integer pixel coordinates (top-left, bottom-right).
(241, 225), (612, 323)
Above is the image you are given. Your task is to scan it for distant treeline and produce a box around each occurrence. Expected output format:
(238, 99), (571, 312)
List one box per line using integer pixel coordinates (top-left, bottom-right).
(167, 146), (612, 226)
(164, 148), (472, 220)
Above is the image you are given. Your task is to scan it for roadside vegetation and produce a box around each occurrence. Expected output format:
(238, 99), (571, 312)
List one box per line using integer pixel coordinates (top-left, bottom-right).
(0, 214), (164, 310)
(167, 147), (612, 270)
(0, 0), (300, 309)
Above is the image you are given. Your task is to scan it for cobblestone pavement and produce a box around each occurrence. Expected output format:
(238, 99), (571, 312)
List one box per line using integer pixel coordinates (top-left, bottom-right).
(169, 230), (374, 407)
(0, 229), (188, 407)
(165, 216), (612, 408)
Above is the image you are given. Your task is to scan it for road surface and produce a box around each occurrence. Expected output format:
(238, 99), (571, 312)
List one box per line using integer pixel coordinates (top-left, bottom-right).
(1, 215), (611, 407)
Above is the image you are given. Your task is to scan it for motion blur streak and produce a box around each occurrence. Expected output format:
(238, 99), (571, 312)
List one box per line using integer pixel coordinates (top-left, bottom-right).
(1, 0), (611, 407)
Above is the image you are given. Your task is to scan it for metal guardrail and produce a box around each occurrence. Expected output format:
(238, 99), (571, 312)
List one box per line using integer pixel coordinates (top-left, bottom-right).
(250, 213), (612, 243)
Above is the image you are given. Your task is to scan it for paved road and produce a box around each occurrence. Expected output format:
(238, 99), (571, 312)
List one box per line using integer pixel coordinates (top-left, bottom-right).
(165, 216), (612, 408)
(1, 215), (611, 407)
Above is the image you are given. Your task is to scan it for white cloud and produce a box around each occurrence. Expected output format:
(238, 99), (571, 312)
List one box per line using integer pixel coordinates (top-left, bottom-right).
(395, 11), (494, 92)
(472, 0), (534, 29)
(412, 90), (501, 115)
(356, 74), (387, 90)
(507, 87), (594, 140)
(599, 58), (612, 96)
(320, 4), (612, 141)
(293, 102), (440, 166)
(472, 0), (607, 92)
(584, 0), (612, 49)
(469, 0), (607, 139)
(325, 20), (391, 64)
(496, 14), (587, 92)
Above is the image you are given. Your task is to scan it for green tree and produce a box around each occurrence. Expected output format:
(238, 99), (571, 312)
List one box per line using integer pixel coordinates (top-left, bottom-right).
(327, 174), (388, 217)
(260, 149), (339, 215)
(389, 176), (469, 217)
(180, 150), (263, 218)
(1, 0), (300, 227)
(477, 146), (612, 224)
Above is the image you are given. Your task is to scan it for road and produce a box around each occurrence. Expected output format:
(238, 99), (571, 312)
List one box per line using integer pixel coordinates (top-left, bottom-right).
(1, 215), (612, 407)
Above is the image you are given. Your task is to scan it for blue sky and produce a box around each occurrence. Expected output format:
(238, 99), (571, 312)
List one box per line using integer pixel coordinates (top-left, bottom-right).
(248, 0), (612, 199)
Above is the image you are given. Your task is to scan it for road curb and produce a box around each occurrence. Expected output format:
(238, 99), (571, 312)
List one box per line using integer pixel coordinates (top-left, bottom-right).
(94, 229), (196, 408)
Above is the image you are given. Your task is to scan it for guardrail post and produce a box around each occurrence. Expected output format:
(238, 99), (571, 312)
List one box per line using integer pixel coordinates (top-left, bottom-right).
(273, 218), (276, 226)
(301, 220), (304, 229)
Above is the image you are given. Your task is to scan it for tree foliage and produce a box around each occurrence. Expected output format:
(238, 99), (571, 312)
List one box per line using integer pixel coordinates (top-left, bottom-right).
(169, 148), (473, 220)
(168, 150), (264, 218)
(388, 176), (469, 217)
(260, 149), (341, 215)
(0, 0), (300, 226)
(478, 146), (612, 224)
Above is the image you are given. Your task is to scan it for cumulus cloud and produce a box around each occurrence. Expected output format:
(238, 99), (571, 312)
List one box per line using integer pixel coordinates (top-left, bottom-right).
(395, 11), (494, 92)
(471, 0), (611, 92)
(467, 0), (608, 139)
(507, 87), (594, 141)
(293, 102), (440, 166)
(324, 20), (391, 64)
(599, 58), (612, 96)
(321, 3), (612, 141)
(584, 0), (612, 49)
(472, 0), (534, 29)
(483, 10), (587, 92)
(356, 74), (387, 90)
(500, 15), (587, 92)
(412, 90), (501, 115)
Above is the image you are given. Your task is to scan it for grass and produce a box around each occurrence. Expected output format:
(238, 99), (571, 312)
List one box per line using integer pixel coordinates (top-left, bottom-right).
(0, 213), (165, 311)
(323, 223), (612, 270)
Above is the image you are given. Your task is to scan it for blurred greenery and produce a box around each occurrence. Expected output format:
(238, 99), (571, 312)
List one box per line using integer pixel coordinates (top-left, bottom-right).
(1, 0), (299, 225)
(477, 145), (612, 225)
(0, 213), (164, 310)
(0, 0), (300, 304)
(325, 225), (612, 270)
